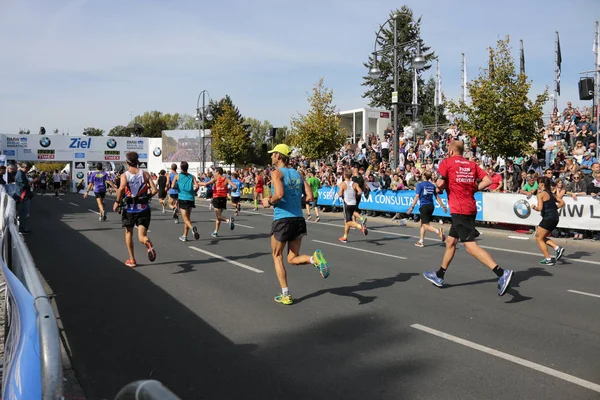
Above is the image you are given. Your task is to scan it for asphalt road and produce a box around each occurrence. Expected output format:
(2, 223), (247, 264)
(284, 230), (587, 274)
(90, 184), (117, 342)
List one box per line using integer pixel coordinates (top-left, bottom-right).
(25, 193), (600, 400)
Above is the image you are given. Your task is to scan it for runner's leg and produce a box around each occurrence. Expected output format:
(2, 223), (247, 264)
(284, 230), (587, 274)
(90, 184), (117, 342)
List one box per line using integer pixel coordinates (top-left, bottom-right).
(181, 208), (192, 237)
(271, 235), (288, 289)
(125, 226), (135, 261)
(536, 227), (551, 259)
(286, 236), (311, 265)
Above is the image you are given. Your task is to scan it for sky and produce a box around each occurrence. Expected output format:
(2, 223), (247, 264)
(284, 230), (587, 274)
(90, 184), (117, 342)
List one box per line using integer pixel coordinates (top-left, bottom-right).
(0, 0), (598, 135)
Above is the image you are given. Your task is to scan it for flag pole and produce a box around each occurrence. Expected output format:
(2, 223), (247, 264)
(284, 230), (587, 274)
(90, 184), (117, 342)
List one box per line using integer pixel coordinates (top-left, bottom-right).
(520, 39), (525, 75)
(461, 53), (467, 103)
(435, 58), (440, 133)
(594, 21), (599, 159)
(554, 32), (559, 110)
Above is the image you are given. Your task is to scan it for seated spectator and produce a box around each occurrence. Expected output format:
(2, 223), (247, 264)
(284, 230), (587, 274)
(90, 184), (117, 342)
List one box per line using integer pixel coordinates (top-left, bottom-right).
(580, 152), (597, 174)
(486, 165), (503, 192)
(520, 174), (538, 197)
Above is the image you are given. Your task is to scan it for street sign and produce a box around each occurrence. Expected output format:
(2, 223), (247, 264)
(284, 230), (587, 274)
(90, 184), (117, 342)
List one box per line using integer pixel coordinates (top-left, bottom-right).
(75, 162), (85, 169)
(392, 91), (398, 104)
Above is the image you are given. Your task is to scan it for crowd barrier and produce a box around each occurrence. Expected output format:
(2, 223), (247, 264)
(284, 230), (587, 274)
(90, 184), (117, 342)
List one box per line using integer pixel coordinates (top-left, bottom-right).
(0, 186), (63, 399)
(316, 186), (600, 231)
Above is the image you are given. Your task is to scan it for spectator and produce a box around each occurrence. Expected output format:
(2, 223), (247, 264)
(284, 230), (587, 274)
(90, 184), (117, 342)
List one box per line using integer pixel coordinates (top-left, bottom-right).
(580, 152), (597, 174)
(543, 134), (557, 168)
(520, 174), (538, 197)
(486, 166), (503, 192)
(15, 162), (32, 234)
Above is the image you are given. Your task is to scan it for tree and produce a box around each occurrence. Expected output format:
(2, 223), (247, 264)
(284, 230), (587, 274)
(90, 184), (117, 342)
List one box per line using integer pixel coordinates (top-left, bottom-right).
(211, 103), (252, 165)
(132, 111), (182, 137)
(420, 77), (448, 127)
(83, 127), (104, 136)
(108, 125), (129, 137)
(178, 114), (198, 130)
(289, 78), (346, 160)
(447, 36), (548, 159)
(362, 6), (435, 127)
(205, 95), (243, 129)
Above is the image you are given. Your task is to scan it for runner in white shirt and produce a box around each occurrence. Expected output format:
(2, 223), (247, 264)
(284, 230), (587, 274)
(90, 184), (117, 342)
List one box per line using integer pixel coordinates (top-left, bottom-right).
(52, 170), (61, 197)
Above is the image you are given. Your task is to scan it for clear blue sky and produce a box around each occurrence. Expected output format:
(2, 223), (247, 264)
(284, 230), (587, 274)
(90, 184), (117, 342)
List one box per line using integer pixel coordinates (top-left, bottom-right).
(0, 0), (598, 135)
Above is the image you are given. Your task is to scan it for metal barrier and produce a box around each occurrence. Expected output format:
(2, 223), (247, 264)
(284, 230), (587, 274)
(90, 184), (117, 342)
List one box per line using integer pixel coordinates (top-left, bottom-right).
(0, 186), (63, 399)
(114, 380), (180, 400)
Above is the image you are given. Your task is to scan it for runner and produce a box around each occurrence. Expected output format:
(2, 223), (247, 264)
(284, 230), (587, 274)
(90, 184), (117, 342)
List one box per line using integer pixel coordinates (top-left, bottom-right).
(170, 161), (200, 242)
(230, 172), (242, 216)
(52, 169), (61, 197)
(205, 171), (214, 210)
(113, 152), (157, 268)
(532, 177), (565, 265)
(408, 170), (447, 247)
(305, 169), (321, 222)
(61, 170), (69, 193)
(198, 167), (236, 237)
(254, 169), (265, 210)
(39, 171), (47, 193)
(422, 141), (514, 296)
(351, 166), (367, 227)
(338, 169), (368, 243)
(261, 144), (330, 305)
(166, 163), (179, 223)
(84, 163), (115, 221)
(157, 170), (167, 213)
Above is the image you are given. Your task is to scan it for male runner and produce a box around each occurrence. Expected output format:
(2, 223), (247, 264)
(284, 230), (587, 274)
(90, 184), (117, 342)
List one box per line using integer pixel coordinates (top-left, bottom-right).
(52, 169), (61, 197)
(170, 161), (200, 241)
(408, 170), (447, 247)
(84, 162), (115, 221)
(157, 169), (167, 213)
(113, 152), (158, 268)
(351, 166), (367, 227)
(423, 141), (513, 296)
(254, 169), (265, 210)
(166, 163), (179, 223)
(261, 144), (330, 305)
(230, 172), (242, 216)
(338, 169), (367, 243)
(199, 167), (236, 237)
(305, 169), (321, 222)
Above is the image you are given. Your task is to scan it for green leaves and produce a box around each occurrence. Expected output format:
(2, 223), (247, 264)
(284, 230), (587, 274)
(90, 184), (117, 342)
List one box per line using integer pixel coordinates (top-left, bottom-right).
(211, 103), (251, 166)
(108, 125), (128, 137)
(82, 127), (104, 136)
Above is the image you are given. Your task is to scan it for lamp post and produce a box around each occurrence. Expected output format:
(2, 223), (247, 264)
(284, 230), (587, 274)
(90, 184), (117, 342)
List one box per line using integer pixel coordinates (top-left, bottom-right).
(369, 15), (425, 169)
(195, 90), (213, 174)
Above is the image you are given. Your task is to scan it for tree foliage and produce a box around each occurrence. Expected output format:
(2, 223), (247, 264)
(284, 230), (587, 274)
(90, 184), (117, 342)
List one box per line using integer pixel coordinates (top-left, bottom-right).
(289, 78), (346, 159)
(420, 77), (448, 127)
(178, 113), (198, 130)
(211, 103), (252, 165)
(206, 95), (243, 130)
(447, 36), (548, 158)
(108, 125), (128, 137)
(132, 111), (182, 137)
(362, 6), (435, 127)
(83, 127), (104, 136)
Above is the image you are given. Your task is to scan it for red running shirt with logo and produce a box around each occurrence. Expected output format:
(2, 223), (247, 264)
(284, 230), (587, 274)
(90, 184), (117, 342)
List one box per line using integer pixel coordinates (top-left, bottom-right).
(437, 156), (486, 215)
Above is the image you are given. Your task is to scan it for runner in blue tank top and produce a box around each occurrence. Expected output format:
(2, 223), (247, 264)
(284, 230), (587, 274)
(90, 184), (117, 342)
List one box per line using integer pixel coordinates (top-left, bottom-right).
(170, 161), (200, 242)
(230, 172), (243, 215)
(408, 170), (447, 247)
(261, 144), (330, 305)
(84, 162), (116, 222)
(166, 163), (180, 223)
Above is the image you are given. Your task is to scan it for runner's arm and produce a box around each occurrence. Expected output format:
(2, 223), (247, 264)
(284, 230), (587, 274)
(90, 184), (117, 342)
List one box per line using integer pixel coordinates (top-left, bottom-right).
(304, 178), (314, 203)
(171, 174), (179, 189)
(532, 192), (545, 212)
(435, 194), (447, 212)
(227, 179), (237, 192)
(477, 175), (493, 191)
(264, 169), (283, 207)
(408, 193), (419, 213)
(337, 182), (346, 197)
(113, 174), (128, 211)
(198, 177), (215, 187)
(353, 182), (363, 196)
(145, 171), (158, 196)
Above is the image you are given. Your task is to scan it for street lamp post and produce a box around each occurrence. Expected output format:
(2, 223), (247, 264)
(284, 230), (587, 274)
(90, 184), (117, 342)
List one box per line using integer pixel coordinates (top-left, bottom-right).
(369, 15), (425, 169)
(195, 90), (213, 174)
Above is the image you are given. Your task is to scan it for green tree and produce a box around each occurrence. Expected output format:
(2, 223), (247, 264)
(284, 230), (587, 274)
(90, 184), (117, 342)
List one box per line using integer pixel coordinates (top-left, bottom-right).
(289, 78), (346, 160)
(420, 77), (448, 127)
(205, 95), (243, 129)
(108, 125), (129, 137)
(211, 103), (252, 165)
(362, 6), (435, 127)
(83, 127), (104, 136)
(447, 36), (548, 158)
(178, 113), (198, 130)
(132, 111), (182, 137)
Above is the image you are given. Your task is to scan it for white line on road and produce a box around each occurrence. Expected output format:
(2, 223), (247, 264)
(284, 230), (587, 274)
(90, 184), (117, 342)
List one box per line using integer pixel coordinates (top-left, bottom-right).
(508, 235), (529, 240)
(68, 202), (80, 207)
(567, 289), (600, 299)
(210, 219), (254, 229)
(411, 323), (600, 393)
(313, 240), (407, 259)
(88, 209), (100, 215)
(188, 246), (264, 273)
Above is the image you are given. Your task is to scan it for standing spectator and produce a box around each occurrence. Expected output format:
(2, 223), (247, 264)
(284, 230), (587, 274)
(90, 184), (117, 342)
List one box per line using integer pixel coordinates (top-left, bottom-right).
(0, 166), (6, 186)
(15, 162), (32, 234)
(543, 134), (557, 168)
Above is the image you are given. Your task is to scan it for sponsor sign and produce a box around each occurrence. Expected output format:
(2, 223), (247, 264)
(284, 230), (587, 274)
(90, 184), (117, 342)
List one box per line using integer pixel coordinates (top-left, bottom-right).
(126, 139), (145, 150)
(6, 137), (28, 148)
(74, 152), (85, 159)
(104, 150), (120, 160)
(380, 111), (391, 118)
(138, 162), (147, 169)
(138, 153), (148, 159)
(3, 150), (15, 156)
(75, 162), (85, 169)
(37, 149), (55, 160)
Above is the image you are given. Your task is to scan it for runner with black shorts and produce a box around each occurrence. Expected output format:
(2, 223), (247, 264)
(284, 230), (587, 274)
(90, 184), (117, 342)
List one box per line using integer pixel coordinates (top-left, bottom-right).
(199, 167), (236, 238)
(84, 163), (115, 221)
(157, 169), (167, 213)
(171, 161), (200, 241)
(422, 140), (514, 296)
(166, 163), (179, 223)
(52, 170), (61, 197)
(408, 170), (447, 247)
(351, 166), (367, 227)
(338, 169), (367, 243)
(230, 172), (242, 216)
(261, 144), (330, 305)
(532, 177), (565, 265)
(254, 170), (265, 210)
(113, 152), (158, 268)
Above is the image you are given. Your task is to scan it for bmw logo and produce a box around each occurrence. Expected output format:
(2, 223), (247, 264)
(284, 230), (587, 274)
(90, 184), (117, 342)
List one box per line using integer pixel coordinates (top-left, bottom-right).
(513, 199), (531, 219)
(39, 137), (51, 148)
(106, 138), (117, 149)
(153, 147), (162, 157)
(76, 172), (84, 179)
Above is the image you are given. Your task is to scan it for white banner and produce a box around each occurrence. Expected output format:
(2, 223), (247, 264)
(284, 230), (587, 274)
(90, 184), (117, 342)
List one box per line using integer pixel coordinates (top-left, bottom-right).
(482, 192), (600, 230)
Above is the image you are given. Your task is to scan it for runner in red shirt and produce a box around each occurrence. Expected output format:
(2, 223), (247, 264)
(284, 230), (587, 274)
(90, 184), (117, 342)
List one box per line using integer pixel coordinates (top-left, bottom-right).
(254, 169), (264, 210)
(422, 141), (514, 296)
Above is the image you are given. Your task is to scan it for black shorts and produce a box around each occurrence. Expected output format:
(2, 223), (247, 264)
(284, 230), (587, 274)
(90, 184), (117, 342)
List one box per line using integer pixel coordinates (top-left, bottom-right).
(178, 199), (196, 211)
(94, 191), (106, 199)
(448, 214), (478, 242)
(122, 209), (151, 229)
(344, 203), (357, 222)
(169, 193), (178, 200)
(158, 190), (167, 199)
(419, 204), (435, 224)
(539, 218), (559, 232)
(271, 217), (307, 243)
(53, 182), (61, 189)
(40, 183), (47, 189)
(212, 197), (227, 210)
(231, 196), (240, 204)
(206, 189), (213, 199)
(61, 180), (67, 186)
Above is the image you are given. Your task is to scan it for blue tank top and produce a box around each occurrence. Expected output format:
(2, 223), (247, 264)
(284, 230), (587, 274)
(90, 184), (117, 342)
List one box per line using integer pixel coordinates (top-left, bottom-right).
(169, 172), (178, 194)
(273, 168), (303, 220)
(177, 173), (194, 201)
(416, 181), (436, 206)
(230, 178), (242, 197)
(89, 171), (108, 192)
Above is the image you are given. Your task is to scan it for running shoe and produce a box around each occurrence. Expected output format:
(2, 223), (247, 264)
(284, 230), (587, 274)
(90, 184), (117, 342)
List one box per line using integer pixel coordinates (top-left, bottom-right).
(538, 258), (554, 266)
(145, 240), (157, 262)
(229, 217), (235, 230)
(338, 236), (348, 243)
(497, 269), (513, 296)
(174, 219), (179, 224)
(162, 208), (166, 214)
(438, 227), (445, 242)
(211, 231), (218, 238)
(555, 246), (565, 261)
(125, 259), (137, 268)
(315, 217), (320, 222)
(415, 241), (424, 248)
(274, 293), (293, 305)
(102, 211), (107, 222)
(98, 215), (103, 222)
(312, 249), (330, 279)
(423, 270), (443, 287)
(361, 225), (369, 236)
(179, 235), (188, 242)
(172, 209), (177, 219)
(193, 226), (200, 240)
(306, 215), (312, 221)
(361, 216), (368, 229)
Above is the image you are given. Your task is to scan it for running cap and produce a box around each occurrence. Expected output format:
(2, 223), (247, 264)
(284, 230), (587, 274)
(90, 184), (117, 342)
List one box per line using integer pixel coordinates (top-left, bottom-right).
(268, 144), (291, 157)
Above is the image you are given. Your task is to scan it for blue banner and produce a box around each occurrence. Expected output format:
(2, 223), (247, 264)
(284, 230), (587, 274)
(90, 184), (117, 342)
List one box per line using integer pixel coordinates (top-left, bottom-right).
(317, 186), (483, 220)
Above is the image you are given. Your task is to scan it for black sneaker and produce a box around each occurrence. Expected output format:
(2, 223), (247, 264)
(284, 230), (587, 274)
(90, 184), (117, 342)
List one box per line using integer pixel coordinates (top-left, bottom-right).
(555, 246), (565, 261)
(229, 217), (235, 230)
(193, 226), (200, 240)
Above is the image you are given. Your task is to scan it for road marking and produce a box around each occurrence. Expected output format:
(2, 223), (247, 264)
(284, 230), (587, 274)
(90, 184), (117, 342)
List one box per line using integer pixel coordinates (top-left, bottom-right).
(478, 245), (600, 266)
(240, 210), (265, 215)
(211, 219), (254, 229)
(68, 202), (80, 207)
(508, 235), (529, 240)
(88, 209), (100, 215)
(188, 246), (264, 273)
(58, 198), (63, 201)
(567, 289), (600, 299)
(411, 323), (600, 393)
(313, 240), (407, 259)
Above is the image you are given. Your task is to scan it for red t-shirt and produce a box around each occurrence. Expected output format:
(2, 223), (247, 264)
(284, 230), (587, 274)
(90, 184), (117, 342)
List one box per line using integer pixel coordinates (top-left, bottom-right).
(438, 156), (486, 215)
(488, 173), (502, 191)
